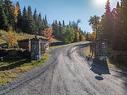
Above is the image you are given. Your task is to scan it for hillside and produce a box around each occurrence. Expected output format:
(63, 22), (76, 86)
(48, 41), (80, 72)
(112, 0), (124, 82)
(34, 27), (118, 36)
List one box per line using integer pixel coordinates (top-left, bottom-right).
(0, 30), (48, 45)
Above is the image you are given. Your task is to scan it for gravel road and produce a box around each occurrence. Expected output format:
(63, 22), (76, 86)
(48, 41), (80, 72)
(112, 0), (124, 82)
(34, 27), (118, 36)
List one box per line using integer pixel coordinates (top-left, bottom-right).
(5, 42), (127, 95)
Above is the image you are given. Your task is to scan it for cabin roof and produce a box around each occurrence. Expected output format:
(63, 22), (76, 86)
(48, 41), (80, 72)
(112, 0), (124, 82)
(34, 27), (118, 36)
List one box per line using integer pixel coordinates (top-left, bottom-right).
(18, 36), (48, 42)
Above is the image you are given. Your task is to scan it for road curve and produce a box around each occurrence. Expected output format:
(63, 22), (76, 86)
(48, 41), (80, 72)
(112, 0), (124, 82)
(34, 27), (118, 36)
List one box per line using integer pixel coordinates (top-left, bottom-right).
(6, 43), (127, 95)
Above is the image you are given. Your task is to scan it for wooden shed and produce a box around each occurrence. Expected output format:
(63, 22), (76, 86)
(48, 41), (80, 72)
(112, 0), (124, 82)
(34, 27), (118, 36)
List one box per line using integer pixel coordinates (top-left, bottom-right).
(18, 39), (31, 51)
(18, 37), (49, 60)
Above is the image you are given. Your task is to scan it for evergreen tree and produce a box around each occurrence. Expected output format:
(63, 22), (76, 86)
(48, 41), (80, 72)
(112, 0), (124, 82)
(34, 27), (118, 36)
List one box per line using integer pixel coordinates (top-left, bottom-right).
(62, 20), (65, 27)
(38, 13), (43, 31)
(16, 2), (22, 32)
(102, 0), (113, 45)
(27, 6), (32, 17)
(33, 9), (37, 20)
(3, 0), (15, 29)
(58, 21), (62, 37)
(33, 9), (38, 33)
(52, 20), (59, 39)
(43, 15), (48, 28)
(0, 5), (8, 30)
(22, 7), (28, 33)
(27, 6), (35, 34)
(22, 6), (35, 34)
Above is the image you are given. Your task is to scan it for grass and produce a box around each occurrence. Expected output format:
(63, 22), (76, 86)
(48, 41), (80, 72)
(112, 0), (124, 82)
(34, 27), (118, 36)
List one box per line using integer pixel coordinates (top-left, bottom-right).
(0, 38), (6, 44)
(0, 30), (57, 45)
(0, 54), (48, 85)
(50, 45), (65, 49)
(0, 30), (47, 45)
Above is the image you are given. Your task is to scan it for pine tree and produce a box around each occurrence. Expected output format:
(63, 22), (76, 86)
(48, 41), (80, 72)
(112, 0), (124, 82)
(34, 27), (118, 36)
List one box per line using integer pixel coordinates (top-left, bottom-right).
(22, 6), (35, 34)
(3, 0), (15, 29)
(16, 2), (22, 32)
(38, 13), (43, 31)
(102, 0), (113, 45)
(58, 21), (62, 34)
(27, 6), (32, 17)
(27, 6), (35, 34)
(44, 15), (48, 28)
(33, 9), (38, 23)
(52, 20), (60, 39)
(22, 7), (28, 33)
(62, 20), (65, 27)
(0, 5), (8, 30)
(33, 9), (38, 33)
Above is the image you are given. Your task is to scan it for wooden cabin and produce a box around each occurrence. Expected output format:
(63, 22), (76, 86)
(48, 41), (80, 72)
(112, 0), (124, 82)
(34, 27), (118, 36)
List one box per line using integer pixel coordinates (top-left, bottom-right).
(18, 37), (49, 60)
(18, 39), (31, 51)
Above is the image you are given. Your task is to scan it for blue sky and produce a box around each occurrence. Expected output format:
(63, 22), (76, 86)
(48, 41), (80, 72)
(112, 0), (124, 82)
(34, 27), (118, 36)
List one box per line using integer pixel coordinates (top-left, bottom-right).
(12, 0), (120, 32)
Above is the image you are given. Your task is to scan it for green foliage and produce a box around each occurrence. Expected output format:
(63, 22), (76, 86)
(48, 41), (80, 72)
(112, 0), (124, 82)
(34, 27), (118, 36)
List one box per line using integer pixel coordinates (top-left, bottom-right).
(52, 20), (85, 43)
(63, 26), (75, 44)
(37, 13), (43, 32)
(89, 16), (100, 32)
(0, 6), (8, 30)
(27, 6), (35, 33)
(21, 7), (28, 33)
(74, 32), (79, 42)
(0, 0), (86, 43)
(89, 15), (100, 40)
(33, 9), (38, 33)
(102, 0), (113, 44)
(43, 15), (48, 29)
(16, 2), (22, 32)
(3, 0), (15, 28)
(0, 0), (49, 35)
(21, 6), (35, 34)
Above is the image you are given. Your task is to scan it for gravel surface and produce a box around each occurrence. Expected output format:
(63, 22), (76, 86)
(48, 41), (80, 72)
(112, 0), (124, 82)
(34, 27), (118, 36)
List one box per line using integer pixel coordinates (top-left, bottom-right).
(2, 42), (127, 95)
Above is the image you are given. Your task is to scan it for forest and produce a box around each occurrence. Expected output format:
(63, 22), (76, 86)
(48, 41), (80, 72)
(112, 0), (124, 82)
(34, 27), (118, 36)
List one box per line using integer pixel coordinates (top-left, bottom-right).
(89, 0), (127, 50)
(89, 0), (127, 64)
(0, 0), (86, 45)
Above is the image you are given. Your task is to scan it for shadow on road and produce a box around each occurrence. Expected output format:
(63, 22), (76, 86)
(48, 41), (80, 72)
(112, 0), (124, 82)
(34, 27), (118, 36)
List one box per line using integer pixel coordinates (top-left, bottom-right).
(76, 43), (127, 91)
(95, 75), (104, 80)
(90, 58), (110, 75)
